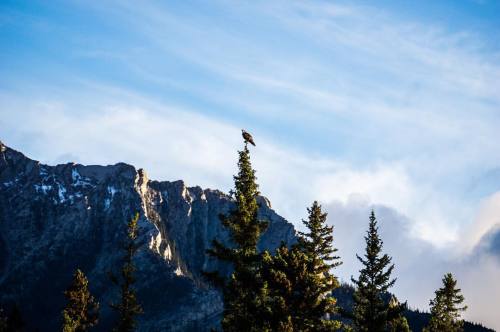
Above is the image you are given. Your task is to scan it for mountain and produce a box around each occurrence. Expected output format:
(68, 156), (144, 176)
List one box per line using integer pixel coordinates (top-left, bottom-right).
(0, 142), (295, 331)
(0, 141), (494, 331)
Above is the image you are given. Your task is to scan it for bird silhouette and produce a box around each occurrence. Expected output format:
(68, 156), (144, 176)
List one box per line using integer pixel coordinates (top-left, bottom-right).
(241, 129), (256, 146)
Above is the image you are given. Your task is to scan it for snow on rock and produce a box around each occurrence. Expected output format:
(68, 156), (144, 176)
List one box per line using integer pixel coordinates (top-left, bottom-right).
(104, 186), (118, 209)
(107, 185), (118, 197)
(71, 168), (93, 187)
(34, 184), (52, 194)
(39, 167), (48, 177)
(57, 183), (67, 203)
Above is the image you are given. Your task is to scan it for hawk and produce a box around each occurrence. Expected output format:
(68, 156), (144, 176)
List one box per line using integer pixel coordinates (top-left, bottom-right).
(241, 129), (255, 146)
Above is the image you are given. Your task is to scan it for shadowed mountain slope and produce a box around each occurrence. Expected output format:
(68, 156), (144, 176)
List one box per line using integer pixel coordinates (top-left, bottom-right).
(0, 142), (294, 331)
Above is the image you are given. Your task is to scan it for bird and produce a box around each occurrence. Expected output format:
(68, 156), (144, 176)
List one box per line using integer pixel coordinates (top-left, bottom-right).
(241, 129), (256, 146)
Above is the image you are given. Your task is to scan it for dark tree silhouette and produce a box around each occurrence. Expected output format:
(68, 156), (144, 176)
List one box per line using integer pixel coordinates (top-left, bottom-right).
(262, 201), (343, 331)
(351, 211), (398, 332)
(424, 273), (467, 332)
(110, 213), (143, 332)
(205, 139), (269, 331)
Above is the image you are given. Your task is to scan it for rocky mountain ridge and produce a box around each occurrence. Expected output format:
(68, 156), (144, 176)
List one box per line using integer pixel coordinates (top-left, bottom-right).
(0, 141), (295, 331)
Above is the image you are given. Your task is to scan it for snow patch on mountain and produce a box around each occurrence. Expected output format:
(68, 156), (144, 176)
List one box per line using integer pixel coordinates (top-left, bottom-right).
(35, 184), (52, 194)
(71, 168), (93, 187)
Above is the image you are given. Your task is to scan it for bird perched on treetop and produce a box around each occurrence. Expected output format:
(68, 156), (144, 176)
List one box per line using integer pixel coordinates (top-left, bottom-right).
(241, 129), (256, 146)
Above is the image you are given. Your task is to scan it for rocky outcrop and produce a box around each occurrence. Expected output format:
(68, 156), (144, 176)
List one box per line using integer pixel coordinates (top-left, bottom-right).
(0, 143), (296, 331)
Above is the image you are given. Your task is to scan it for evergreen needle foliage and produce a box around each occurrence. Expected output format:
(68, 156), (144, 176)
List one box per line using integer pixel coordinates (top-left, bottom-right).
(61, 269), (99, 332)
(387, 297), (410, 332)
(388, 316), (411, 332)
(205, 141), (269, 331)
(424, 273), (467, 332)
(262, 201), (343, 331)
(110, 213), (143, 332)
(351, 211), (402, 332)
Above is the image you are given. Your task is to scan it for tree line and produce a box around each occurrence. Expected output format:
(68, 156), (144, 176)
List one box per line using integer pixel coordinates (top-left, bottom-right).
(0, 214), (143, 332)
(200, 138), (468, 332)
(0, 137), (469, 332)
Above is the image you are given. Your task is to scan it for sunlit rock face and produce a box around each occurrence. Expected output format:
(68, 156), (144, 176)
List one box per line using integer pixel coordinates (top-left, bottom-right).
(0, 144), (296, 332)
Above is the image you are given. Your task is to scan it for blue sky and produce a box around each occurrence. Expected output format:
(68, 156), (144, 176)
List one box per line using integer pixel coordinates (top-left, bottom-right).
(1, 0), (500, 327)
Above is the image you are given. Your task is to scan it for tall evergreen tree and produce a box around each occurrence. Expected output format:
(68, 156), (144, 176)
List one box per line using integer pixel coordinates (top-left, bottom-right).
(424, 273), (467, 332)
(351, 211), (397, 332)
(205, 140), (269, 332)
(61, 269), (99, 332)
(110, 213), (143, 332)
(296, 201), (342, 331)
(262, 202), (342, 331)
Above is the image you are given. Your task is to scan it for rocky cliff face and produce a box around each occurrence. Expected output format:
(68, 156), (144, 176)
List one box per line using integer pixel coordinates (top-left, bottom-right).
(0, 142), (296, 331)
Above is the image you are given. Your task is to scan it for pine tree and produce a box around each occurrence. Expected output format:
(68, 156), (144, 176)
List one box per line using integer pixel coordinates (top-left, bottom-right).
(110, 213), (143, 332)
(205, 140), (269, 332)
(61, 269), (99, 332)
(387, 316), (410, 332)
(351, 211), (397, 332)
(296, 201), (342, 331)
(387, 297), (410, 332)
(262, 201), (342, 331)
(424, 273), (467, 332)
(262, 244), (307, 331)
